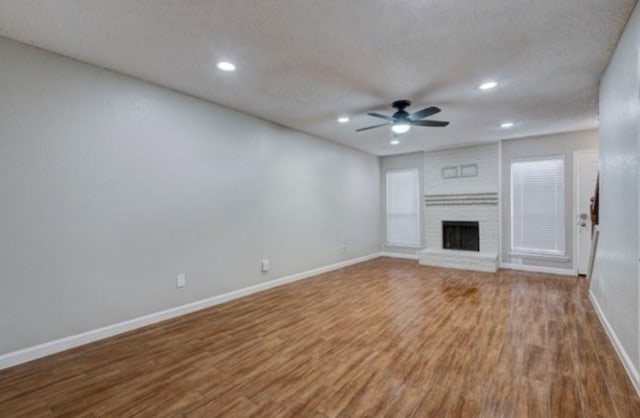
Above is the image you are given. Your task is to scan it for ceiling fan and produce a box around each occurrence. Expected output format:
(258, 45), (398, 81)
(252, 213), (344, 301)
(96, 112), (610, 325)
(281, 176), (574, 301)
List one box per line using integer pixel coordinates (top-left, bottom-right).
(356, 100), (449, 134)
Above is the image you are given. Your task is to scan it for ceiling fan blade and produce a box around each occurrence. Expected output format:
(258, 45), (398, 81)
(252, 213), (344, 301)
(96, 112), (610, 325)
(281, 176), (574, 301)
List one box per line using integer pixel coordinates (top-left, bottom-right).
(367, 112), (396, 122)
(412, 120), (449, 127)
(410, 106), (441, 121)
(355, 122), (392, 132)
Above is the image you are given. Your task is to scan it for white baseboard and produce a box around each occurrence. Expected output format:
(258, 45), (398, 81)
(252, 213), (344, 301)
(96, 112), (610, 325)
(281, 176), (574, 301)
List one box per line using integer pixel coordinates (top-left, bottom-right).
(500, 262), (577, 277)
(382, 251), (419, 260)
(589, 290), (640, 397)
(0, 252), (383, 370)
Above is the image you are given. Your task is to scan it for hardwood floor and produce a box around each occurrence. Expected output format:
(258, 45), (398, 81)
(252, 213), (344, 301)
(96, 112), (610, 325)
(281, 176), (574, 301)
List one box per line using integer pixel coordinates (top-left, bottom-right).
(1, 257), (639, 417)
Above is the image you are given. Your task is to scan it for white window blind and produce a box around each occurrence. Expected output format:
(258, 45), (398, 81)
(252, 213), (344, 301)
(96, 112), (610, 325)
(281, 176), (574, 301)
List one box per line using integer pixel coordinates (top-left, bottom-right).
(511, 157), (565, 256)
(386, 169), (420, 246)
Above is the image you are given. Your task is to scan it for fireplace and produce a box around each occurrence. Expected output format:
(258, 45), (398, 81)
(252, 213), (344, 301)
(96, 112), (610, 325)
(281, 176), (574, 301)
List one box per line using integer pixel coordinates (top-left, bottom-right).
(442, 221), (480, 252)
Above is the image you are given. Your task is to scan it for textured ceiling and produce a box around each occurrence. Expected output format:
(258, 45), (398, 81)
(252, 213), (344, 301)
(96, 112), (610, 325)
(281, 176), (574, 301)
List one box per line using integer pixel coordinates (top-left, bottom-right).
(0, 0), (635, 155)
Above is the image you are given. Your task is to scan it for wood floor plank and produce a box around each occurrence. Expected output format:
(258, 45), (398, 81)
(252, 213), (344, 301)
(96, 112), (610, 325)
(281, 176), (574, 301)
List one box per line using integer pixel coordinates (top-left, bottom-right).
(613, 393), (640, 418)
(0, 258), (638, 417)
(523, 344), (549, 383)
(550, 376), (584, 418)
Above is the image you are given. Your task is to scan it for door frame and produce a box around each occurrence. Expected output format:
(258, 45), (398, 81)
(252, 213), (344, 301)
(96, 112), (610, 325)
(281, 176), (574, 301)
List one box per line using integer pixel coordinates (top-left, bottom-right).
(573, 149), (599, 276)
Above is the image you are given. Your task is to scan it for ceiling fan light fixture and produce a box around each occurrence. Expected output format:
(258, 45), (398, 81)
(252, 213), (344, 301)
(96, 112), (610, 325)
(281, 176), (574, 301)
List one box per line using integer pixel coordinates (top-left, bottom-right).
(217, 61), (236, 72)
(391, 122), (411, 134)
(479, 81), (498, 90)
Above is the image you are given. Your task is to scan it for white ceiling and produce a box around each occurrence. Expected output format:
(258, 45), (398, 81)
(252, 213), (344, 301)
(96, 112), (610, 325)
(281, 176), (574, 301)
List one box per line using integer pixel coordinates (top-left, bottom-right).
(0, 1), (635, 156)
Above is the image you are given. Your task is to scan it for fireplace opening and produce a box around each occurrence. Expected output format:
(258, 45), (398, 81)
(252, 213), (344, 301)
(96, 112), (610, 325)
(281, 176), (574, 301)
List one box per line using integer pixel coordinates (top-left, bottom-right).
(442, 221), (480, 252)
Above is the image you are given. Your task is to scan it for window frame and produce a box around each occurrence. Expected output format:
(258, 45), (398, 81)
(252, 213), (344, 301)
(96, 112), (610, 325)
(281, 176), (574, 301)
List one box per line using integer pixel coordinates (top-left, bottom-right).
(509, 155), (567, 258)
(385, 168), (421, 247)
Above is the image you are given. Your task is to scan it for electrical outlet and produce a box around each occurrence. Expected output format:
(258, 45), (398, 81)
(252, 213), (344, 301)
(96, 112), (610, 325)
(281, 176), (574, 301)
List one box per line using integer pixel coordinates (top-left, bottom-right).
(261, 259), (270, 273)
(177, 273), (186, 288)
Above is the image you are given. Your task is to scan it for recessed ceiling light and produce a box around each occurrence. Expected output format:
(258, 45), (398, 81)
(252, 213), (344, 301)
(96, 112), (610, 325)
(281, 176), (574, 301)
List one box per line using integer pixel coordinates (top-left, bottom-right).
(217, 61), (236, 72)
(500, 122), (514, 129)
(337, 116), (350, 124)
(390, 139), (400, 145)
(479, 81), (499, 90)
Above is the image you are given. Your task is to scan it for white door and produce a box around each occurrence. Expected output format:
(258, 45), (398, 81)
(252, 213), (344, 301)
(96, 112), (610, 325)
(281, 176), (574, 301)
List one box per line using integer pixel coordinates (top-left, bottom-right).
(575, 150), (599, 275)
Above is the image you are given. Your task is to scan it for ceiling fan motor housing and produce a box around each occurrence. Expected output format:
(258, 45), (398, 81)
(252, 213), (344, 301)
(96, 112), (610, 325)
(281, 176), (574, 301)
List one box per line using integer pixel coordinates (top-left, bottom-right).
(392, 100), (411, 110)
(392, 100), (411, 120)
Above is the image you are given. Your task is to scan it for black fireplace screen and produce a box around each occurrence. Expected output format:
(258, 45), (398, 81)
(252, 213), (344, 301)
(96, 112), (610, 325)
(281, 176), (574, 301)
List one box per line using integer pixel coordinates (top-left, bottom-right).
(442, 221), (480, 252)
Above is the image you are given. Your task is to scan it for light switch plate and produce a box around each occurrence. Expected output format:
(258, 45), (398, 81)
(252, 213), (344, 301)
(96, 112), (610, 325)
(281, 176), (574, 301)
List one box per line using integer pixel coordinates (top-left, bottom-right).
(177, 273), (186, 288)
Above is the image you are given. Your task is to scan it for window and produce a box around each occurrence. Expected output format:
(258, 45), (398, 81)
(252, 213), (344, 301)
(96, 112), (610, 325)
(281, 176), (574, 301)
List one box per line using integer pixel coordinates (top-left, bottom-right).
(511, 157), (565, 256)
(386, 169), (420, 246)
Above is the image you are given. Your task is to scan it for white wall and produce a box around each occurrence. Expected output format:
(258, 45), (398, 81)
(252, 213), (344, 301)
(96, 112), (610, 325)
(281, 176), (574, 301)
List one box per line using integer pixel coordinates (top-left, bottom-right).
(501, 130), (599, 272)
(380, 152), (425, 256)
(591, 2), (640, 386)
(0, 37), (381, 355)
